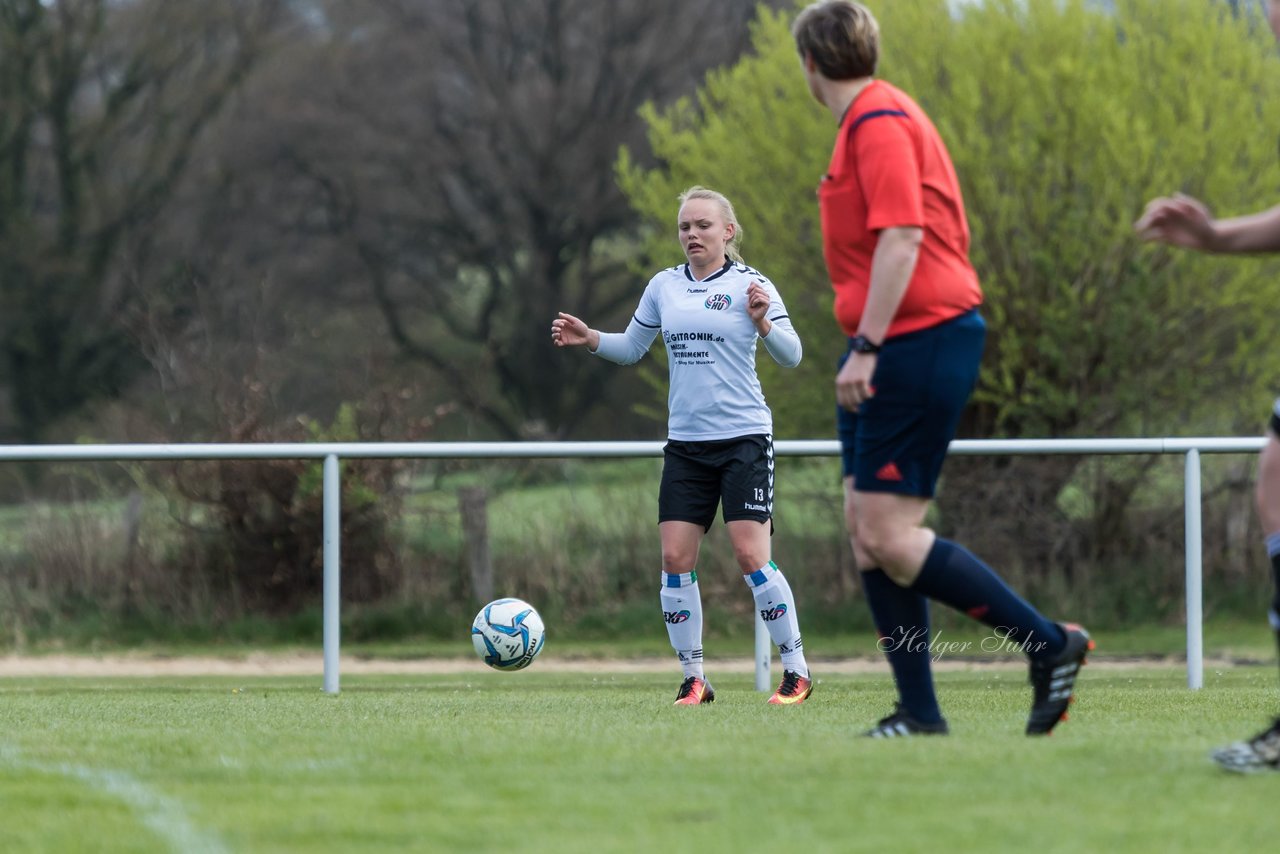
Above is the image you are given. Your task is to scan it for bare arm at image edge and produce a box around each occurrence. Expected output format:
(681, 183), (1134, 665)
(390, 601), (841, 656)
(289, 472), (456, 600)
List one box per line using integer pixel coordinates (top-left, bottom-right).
(1205, 205), (1280, 254)
(1136, 195), (1280, 255)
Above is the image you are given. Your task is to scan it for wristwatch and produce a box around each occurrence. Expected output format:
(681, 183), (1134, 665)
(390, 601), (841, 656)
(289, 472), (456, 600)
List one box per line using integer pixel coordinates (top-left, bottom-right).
(849, 334), (882, 354)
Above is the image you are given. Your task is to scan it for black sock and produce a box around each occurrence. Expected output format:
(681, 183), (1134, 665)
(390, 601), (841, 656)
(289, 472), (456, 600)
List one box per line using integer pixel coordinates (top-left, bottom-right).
(911, 538), (1067, 661)
(861, 568), (943, 724)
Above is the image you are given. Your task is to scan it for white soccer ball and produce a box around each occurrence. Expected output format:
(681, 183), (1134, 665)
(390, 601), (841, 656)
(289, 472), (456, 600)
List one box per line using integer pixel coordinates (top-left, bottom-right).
(471, 597), (545, 671)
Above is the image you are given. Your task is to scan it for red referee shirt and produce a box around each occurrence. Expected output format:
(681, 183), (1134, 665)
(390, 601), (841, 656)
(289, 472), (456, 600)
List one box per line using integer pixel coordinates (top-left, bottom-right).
(818, 80), (982, 339)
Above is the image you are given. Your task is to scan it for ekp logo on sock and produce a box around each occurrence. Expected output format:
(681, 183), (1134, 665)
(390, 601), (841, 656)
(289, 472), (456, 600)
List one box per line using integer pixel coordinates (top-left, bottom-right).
(664, 610), (691, 624)
(760, 604), (788, 622)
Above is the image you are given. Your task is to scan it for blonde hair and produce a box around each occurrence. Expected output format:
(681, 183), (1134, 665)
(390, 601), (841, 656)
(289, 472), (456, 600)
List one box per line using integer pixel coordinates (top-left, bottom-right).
(792, 0), (879, 81)
(677, 186), (743, 263)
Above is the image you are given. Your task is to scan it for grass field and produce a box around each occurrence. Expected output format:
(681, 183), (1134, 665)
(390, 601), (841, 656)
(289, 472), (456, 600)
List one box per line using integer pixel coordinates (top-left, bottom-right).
(2, 660), (1278, 853)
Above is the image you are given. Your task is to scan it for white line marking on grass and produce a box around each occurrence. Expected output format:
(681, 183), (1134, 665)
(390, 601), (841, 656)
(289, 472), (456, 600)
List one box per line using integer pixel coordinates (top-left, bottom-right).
(1, 744), (229, 854)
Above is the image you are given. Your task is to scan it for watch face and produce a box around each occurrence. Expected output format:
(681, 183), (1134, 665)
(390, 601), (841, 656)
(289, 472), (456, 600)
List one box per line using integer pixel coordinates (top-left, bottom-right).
(852, 336), (877, 353)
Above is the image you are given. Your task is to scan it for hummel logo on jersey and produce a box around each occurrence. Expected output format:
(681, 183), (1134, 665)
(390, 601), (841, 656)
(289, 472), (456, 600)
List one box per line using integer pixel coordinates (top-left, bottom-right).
(686, 288), (708, 294)
(664, 610), (691, 624)
(876, 461), (904, 481)
(760, 604), (788, 622)
(704, 293), (731, 310)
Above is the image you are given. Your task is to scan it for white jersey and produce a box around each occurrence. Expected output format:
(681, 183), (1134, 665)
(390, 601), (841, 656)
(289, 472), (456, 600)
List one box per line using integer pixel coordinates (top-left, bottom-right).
(593, 260), (802, 441)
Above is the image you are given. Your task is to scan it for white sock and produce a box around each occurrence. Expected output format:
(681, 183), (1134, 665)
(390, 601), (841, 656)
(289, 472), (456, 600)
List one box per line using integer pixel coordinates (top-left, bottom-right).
(745, 561), (808, 678)
(661, 571), (703, 679)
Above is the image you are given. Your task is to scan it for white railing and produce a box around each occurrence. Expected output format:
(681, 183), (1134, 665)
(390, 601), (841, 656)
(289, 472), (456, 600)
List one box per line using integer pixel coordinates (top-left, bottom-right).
(0, 436), (1264, 692)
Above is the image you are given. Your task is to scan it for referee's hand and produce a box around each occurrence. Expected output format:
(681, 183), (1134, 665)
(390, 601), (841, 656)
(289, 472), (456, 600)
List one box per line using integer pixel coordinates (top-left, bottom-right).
(836, 351), (876, 410)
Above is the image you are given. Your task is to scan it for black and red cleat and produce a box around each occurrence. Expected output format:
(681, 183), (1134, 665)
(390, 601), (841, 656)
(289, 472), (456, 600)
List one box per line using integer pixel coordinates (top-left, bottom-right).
(1026, 622), (1094, 735)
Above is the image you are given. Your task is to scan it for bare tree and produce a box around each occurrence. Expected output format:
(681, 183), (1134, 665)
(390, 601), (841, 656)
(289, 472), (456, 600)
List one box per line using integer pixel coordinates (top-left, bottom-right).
(258, 0), (782, 439)
(0, 0), (285, 443)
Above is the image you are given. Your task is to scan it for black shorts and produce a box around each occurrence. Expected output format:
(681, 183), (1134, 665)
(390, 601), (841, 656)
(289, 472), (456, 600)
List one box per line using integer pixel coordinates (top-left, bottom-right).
(837, 310), (985, 497)
(659, 435), (774, 531)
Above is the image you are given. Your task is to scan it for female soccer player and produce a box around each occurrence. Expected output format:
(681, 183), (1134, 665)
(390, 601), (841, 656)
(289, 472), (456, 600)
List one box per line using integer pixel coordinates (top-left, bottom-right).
(551, 186), (813, 706)
(792, 0), (1091, 736)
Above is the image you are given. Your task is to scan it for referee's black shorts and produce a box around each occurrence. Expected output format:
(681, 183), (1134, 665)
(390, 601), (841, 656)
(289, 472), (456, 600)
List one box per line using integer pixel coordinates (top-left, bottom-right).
(837, 309), (985, 498)
(658, 434), (774, 531)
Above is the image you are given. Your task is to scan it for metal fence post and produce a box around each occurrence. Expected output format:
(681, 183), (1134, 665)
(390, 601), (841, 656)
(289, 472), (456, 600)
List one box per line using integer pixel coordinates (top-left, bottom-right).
(1184, 449), (1204, 690)
(323, 454), (341, 694)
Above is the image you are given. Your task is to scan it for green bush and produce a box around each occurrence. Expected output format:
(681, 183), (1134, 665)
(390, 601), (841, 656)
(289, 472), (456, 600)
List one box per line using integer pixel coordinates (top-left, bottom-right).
(619, 0), (1280, 583)
(622, 0), (1280, 439)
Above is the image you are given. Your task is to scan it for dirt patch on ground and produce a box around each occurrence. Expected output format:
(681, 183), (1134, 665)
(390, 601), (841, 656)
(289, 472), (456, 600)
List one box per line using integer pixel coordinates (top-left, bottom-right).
(0, 652), (1225, 678)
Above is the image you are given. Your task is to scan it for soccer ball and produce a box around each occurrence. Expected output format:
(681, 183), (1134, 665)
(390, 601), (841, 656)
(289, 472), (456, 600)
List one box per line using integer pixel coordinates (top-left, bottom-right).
(471, 597), (545, 671)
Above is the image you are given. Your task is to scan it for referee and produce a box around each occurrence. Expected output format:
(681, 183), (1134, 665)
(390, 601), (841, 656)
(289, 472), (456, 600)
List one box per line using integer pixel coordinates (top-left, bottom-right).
(793, 0), (1092, 736)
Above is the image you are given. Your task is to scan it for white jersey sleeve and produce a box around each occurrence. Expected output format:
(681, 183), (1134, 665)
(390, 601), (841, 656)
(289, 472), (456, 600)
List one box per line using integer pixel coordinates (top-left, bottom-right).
(592, 281), (661, 364)
(756, 279), (802, 368)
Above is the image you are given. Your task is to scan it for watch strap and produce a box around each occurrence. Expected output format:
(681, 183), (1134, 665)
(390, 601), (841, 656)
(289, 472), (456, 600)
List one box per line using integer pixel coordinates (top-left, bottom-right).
(849, 334), (881, 354)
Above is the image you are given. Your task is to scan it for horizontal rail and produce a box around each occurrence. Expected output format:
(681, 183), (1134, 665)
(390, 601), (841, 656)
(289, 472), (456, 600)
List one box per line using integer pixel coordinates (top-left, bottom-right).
(0, 436), (1265, 462)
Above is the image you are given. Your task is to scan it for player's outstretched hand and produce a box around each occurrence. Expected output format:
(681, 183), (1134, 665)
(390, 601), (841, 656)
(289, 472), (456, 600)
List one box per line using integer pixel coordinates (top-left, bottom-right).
(1134, 193), (1217, 251)
(551, 312), (592, 348)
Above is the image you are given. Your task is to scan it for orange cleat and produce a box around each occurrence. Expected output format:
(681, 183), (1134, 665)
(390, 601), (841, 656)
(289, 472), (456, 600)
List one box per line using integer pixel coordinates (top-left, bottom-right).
(673, 676), (715, 706)
(767, 670), (814, 705)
